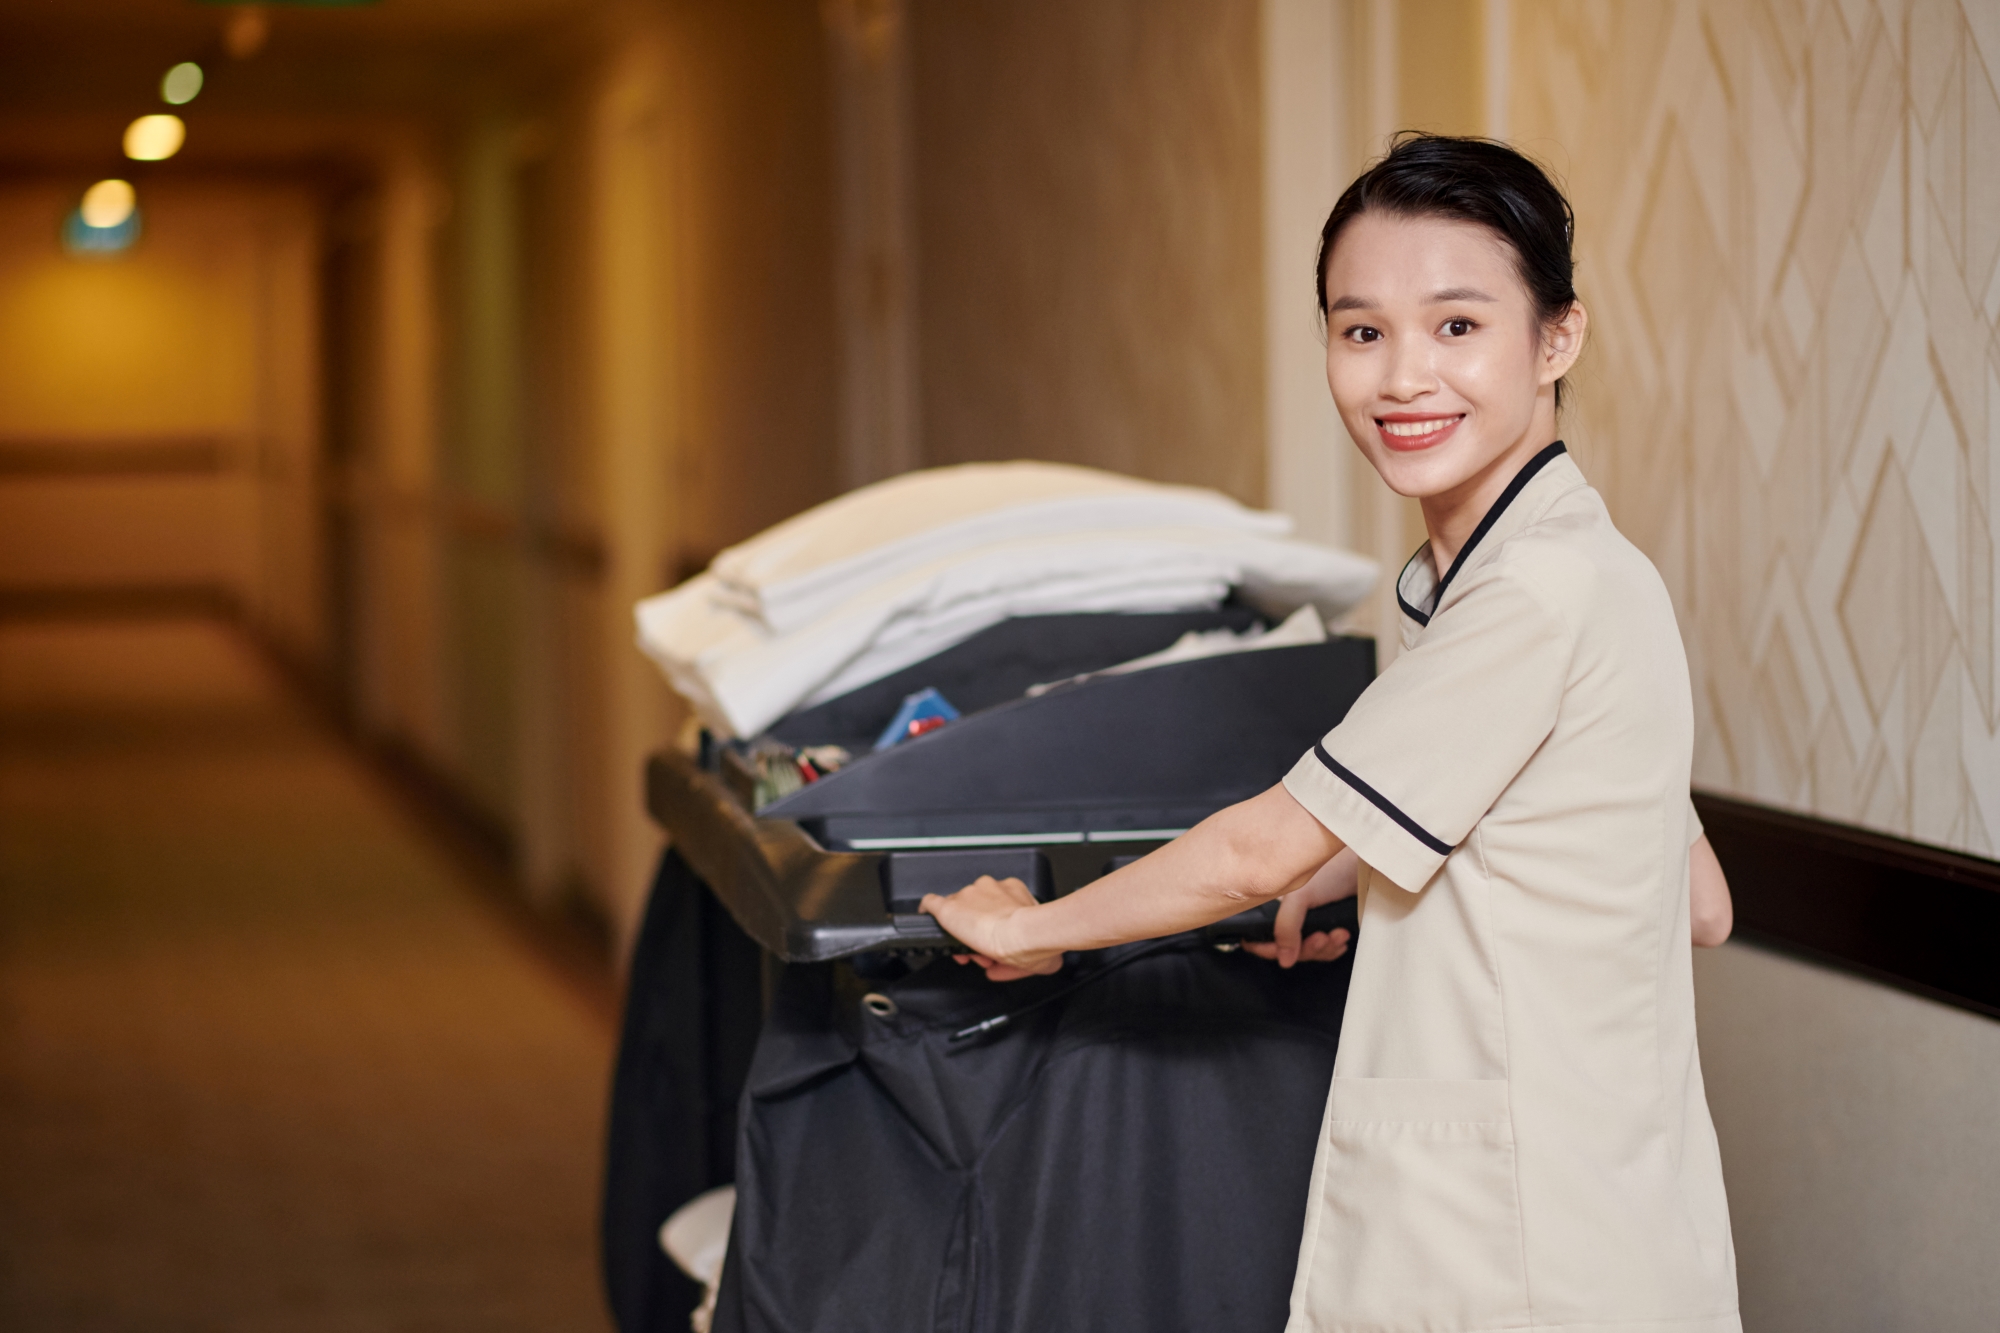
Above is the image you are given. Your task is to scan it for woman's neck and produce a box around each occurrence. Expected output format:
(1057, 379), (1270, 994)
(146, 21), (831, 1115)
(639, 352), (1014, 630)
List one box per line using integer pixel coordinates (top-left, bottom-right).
(1420, 420), (1560, 572)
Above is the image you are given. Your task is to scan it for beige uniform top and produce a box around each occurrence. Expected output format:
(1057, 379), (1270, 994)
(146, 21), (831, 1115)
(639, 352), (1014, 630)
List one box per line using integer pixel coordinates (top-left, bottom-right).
(1282, 444), (1739, 1333)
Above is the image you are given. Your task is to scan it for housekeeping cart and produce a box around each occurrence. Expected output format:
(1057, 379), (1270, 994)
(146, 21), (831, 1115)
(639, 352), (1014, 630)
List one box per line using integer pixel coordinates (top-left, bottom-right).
(604, 608), (1375, 1333)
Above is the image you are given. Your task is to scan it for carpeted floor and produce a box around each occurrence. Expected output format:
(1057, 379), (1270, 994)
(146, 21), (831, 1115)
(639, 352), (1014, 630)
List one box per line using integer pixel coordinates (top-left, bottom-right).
(0, 616), (617, 1333)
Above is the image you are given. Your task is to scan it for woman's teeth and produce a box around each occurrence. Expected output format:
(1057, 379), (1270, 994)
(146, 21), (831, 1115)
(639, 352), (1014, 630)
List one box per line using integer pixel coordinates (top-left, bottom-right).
(1381, 417), (1460, 437)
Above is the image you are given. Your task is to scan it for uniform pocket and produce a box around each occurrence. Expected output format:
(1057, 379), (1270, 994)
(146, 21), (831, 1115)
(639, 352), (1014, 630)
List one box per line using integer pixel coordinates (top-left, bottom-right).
(1292, 1078), (1531, 1332)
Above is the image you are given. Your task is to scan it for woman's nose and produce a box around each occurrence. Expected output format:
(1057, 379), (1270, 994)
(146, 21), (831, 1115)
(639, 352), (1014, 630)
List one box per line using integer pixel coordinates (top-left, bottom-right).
(1380, 338), (1438, 402)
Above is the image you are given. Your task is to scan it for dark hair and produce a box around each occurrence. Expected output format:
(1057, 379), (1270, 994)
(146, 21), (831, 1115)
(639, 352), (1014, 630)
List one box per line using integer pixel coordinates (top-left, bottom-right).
(1317, 133), (1579, 408)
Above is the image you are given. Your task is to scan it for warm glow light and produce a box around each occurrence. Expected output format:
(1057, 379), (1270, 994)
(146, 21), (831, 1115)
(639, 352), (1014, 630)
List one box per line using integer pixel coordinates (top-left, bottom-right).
(224, 7), (270, 60)
(66, 179), (142, 256)
(123, 114), (186, 162)
(162, 62), (204, 105)
(80, 180), (137, 230)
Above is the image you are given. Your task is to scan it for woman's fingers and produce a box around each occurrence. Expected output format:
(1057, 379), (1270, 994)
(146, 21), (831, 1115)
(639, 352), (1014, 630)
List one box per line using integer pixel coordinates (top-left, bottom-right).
(980, 955), (1064, 982)
(996, 876), (1038, 907)
(1299, 927), (1351, 962)
(1244, 927), (1351, 964)
(1271, 891), (1310, 967)
(922, 877), (1060, 979)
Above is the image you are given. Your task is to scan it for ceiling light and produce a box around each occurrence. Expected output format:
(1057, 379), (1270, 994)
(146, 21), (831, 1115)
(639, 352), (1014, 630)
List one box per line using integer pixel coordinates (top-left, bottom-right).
(68, 181), (143, 257)
(124, 114), (186, 162)
(162, 62), (204, 105)
(64, 204), (142, 257)
(79, 179), (137, 229)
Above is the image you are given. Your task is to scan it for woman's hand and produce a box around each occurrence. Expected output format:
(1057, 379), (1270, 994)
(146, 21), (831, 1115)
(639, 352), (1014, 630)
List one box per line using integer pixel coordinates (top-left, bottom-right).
(1689, 834), (1733, 947)
(919, 785), (1345, 978)
(1244, 847), (1358, 968)
(920, 876), (1067, 980)
(1246, 919), (1352, 967)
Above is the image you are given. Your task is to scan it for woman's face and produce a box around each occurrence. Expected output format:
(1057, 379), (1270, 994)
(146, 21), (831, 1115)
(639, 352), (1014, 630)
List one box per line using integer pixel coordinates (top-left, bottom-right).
(1322, 211), (1582, 503)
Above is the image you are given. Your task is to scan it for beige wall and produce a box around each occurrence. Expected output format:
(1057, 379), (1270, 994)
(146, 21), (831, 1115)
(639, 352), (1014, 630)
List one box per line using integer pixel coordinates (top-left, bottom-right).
(1392, 0), (1487, 136)
(456, 0), (845, 943)
(602, 0), (842, 940)
(1696, 940), (2000, 1329)
(1511, 0), (2000, 860)
(0, 186), (256, 437)
(246, 0), (847, 945)
(910, 0), (1267, 504)
(1255, 0), (1492, 647)
(336, 144), (453, 760)
(661, 0), (845, 568)
(0, 177), (325, 661)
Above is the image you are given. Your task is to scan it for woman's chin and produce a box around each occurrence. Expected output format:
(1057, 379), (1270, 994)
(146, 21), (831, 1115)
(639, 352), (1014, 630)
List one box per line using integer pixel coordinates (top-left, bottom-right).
(1370, 449), (1475, 502)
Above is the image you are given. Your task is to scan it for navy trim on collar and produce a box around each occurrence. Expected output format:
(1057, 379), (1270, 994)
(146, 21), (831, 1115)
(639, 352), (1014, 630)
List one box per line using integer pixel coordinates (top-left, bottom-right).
(1394, 544), (1433, 626)
(1399, 440), (1567, 627)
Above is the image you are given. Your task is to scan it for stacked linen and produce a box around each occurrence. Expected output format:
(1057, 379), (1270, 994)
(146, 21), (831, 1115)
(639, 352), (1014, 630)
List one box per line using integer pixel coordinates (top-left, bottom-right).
(705, 462), (1289, 631)
(635, 462), (1378, 738)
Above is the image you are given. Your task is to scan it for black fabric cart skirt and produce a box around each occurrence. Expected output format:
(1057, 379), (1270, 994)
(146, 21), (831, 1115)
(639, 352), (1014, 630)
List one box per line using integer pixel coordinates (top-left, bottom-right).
(720, 936), (1347, 1331)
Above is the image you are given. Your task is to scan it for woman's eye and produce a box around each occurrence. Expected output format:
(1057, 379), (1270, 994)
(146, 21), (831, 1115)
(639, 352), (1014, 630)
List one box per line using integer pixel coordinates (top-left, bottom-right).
(1343, 325), (1381, 344)
(1442, 317), (1475, 337)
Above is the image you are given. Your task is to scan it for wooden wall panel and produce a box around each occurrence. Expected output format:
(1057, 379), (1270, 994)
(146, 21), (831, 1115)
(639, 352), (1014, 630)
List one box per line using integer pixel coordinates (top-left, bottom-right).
(910, 0), (1267, 504)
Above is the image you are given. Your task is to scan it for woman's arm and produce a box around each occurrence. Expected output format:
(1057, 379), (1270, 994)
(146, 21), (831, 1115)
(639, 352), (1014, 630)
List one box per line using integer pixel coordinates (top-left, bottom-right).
(921, 783), (1344, 976)
(1689, 834), (1733, 947)
(1242, 847), (1359, 967)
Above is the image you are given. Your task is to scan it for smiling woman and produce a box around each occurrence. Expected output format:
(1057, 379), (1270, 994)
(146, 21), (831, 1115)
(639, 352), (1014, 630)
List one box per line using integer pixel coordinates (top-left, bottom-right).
(924, 135), (1742, 1333)
(1314, 136), (1587, 568)
(1319, 213), (1584, 566)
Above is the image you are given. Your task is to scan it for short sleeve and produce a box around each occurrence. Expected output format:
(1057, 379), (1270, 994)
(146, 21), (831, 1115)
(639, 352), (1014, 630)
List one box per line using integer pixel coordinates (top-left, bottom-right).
(1687, 796), (1704, 847)
(1283, 565), (1571, 891)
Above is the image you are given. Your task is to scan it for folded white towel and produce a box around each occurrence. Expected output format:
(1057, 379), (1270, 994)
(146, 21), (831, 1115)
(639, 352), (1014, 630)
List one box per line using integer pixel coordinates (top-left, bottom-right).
(637, 522), (1376, 738)
(708, 461), (1289, 633)
(1026, 604), (1331, 697)
(660, 1185), (735, 1333)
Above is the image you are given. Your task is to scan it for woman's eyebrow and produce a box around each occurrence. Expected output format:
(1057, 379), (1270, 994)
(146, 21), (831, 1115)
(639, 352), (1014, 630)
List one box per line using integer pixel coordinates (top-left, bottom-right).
(1328, 287), (1496, 313)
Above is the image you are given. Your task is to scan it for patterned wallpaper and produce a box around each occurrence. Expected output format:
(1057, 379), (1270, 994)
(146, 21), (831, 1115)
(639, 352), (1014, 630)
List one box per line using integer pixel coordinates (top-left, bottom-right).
(1511, 0), (2000, 857)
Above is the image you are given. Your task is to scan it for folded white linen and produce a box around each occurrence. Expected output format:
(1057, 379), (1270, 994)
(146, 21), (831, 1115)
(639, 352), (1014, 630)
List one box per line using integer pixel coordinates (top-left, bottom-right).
(1025, 604), (1330, 696)
(707, 461), (1289, 633)
(793, 568), (1233, 714)
(636, 524), (1377, 738)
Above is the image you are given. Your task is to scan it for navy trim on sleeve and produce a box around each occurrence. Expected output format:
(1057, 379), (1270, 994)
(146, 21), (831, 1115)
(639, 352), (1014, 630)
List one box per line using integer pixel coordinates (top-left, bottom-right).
(1312, 743), (1454, 856)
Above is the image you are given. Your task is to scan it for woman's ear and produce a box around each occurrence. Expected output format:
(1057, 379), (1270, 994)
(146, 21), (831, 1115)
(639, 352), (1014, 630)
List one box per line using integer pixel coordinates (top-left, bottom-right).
(1540, 299), (1588, 386)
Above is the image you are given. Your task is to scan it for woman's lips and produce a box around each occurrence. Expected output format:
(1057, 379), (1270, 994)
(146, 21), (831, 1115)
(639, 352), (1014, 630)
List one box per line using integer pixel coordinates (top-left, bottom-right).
(1375, 414), (1464, 451)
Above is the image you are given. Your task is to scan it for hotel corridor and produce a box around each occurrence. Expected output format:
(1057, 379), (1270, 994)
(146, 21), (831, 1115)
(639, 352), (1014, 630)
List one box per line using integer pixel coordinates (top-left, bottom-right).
(0, 613), (614, 1331)
(2, 2), (1998, 1328)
